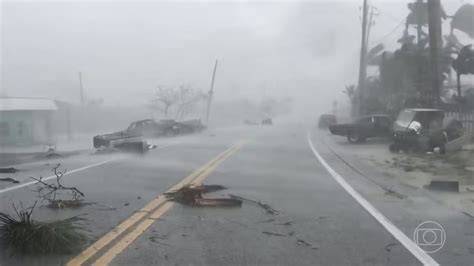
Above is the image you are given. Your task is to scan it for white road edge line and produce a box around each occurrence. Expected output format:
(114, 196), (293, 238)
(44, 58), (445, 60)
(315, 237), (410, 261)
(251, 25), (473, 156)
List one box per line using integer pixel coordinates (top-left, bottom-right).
(0, 142), (181, 195)
(306, 130), (438, 266)
(0, 158), (117, 195)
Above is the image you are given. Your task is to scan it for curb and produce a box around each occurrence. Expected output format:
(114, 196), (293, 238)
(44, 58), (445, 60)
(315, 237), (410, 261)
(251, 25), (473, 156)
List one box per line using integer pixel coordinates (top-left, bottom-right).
(0, 149), (90, 167)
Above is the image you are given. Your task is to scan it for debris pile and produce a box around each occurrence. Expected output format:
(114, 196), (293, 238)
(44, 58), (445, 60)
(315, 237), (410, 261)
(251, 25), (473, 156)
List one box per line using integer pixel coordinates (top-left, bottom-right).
(165, 184), (242, 207)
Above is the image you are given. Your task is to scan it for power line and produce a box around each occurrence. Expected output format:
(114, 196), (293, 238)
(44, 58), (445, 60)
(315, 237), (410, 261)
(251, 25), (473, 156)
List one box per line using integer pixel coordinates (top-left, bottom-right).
(378, 10), (405, 23)
(371, 1), (405, 24)
(370, 17), (406, 45)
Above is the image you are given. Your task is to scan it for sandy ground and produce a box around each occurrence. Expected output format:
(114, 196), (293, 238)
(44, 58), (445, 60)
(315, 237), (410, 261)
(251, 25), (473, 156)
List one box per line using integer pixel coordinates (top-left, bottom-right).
(359, 137), (474, 217)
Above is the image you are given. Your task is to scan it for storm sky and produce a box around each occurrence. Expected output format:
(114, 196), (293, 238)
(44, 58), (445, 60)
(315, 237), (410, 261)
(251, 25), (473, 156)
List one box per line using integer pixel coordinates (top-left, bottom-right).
(1, 0), (470, 111)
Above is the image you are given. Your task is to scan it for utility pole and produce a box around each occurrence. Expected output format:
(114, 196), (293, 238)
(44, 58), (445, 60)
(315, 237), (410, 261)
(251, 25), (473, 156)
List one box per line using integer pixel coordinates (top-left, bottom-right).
(78, 72), (84, 105)
(357, 0), (369, 116)
(415, 0), (424, 97)
(365, 6), (376, 49)
(66, 106), (72, 140)
(427, 0), (442, 107)
(416, 0), (424, 50)
(205, 60), (218, 123)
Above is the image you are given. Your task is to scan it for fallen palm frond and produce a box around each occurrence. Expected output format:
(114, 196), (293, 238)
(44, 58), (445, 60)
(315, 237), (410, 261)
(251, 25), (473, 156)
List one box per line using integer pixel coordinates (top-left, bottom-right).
(262, 231), (286, 237)
(164, 184), (226, 199)
(165, 184), (241, 207)
(0, 177), (20, 184)
(0, 167), (19, 173)
(0, 203), (87, 254)
(228, 194), (279, 215)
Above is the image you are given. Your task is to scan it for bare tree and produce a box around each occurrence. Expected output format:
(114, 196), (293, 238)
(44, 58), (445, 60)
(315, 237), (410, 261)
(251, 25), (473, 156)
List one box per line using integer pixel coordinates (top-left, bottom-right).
(150, 86), (179, 118)
(175, 85), (207, 120)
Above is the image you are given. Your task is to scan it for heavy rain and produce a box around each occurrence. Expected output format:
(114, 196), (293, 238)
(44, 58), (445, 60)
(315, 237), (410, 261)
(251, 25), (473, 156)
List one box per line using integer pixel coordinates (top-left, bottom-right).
(1, 0), (473, 265)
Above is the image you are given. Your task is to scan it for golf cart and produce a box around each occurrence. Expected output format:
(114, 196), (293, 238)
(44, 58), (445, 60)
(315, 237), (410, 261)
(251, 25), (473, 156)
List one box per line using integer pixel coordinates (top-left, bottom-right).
(389, 108), (463, 154)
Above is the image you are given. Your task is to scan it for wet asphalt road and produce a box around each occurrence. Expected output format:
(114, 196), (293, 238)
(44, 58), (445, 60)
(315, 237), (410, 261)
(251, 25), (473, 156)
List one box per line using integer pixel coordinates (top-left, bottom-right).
(0, 123), (471, 265)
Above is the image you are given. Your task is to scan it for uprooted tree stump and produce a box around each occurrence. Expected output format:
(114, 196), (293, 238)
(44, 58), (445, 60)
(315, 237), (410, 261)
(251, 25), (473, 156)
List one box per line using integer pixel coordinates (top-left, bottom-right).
(164, 184), (242, 207)
(0, 203), (87, 254)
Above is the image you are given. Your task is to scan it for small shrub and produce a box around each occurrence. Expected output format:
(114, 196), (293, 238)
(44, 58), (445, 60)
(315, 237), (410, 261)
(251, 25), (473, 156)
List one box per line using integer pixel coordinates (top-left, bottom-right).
(0, 204), (87, 254)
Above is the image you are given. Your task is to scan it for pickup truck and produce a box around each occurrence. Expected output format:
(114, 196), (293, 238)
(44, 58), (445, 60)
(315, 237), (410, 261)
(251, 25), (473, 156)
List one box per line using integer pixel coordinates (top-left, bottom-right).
(93, 119), (205, 150)
(329, 114), (393, 143)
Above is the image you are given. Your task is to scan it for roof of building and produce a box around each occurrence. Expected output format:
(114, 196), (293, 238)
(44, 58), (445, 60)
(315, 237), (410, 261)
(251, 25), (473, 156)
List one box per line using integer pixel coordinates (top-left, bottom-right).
(0, 98), (58, 111)
(404, 108), (443, 112)
(360, 114), (391, 117)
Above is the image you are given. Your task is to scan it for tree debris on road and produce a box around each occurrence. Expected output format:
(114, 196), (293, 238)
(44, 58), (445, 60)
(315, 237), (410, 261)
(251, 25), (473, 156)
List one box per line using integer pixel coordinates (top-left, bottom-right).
(149, 236), (171, 246)
(229, 194), (279, 215)
(461, 211), (474, 220)
(277, 221), (294, 226)
(256, 218), (276, 224)
(0, 167), (19, 173)
(0, 203), (87, 254)
(31, 164), (85, 209)
(262, 231), (286, 237)
(384, 243), (398, 252)
(46, 200), (116, 210)
(384, 187), (406, 199)
(165, 184), (242, 207)
(296, 239), (312, 247)
(0, 177), (20, 184)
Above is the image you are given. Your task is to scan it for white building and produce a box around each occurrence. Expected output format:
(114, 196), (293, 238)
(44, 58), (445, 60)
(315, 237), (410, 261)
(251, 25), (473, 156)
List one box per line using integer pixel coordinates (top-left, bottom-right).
(0, 97), (57, 146)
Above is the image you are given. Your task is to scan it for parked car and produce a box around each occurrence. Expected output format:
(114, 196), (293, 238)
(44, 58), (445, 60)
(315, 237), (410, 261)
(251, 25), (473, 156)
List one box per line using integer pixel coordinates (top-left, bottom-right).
(243, 119), (259, 125)
(318, 114), (337, 129)
(261, 118), (273, 125)
(389, 108), (464, 154)
(329, 114), (393, 143)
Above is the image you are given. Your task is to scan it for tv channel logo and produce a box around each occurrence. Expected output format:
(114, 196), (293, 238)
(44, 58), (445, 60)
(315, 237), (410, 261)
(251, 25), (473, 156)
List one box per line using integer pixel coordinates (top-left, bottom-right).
(413, 221), (446, 253)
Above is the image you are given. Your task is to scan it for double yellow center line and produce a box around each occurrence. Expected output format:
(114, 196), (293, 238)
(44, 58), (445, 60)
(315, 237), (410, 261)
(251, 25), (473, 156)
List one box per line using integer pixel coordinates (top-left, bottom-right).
(67, 141), (245, 266)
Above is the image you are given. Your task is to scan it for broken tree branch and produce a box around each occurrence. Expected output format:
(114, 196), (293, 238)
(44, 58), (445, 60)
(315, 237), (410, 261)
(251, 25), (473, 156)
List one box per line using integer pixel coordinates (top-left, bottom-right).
(228, 194), (279, 215)
(30, 164), (84, 205)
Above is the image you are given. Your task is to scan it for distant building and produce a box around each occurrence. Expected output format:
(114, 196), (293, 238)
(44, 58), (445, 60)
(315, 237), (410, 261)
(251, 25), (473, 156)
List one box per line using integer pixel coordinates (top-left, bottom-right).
(0, 97), (57, 146)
